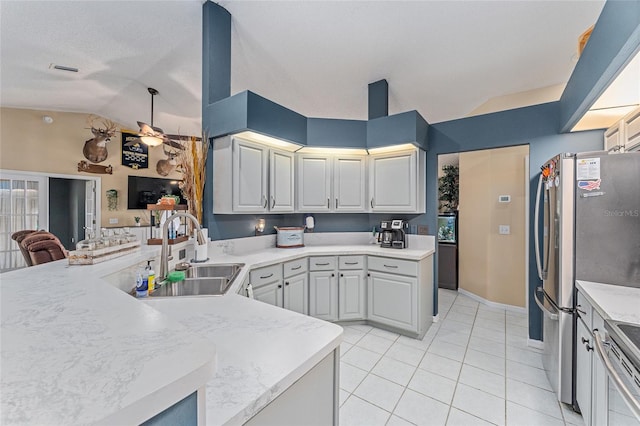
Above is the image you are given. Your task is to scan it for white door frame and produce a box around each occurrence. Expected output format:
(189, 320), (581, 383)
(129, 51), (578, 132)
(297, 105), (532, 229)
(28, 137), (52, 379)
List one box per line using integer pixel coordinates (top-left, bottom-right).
(0, 169), (102, 234)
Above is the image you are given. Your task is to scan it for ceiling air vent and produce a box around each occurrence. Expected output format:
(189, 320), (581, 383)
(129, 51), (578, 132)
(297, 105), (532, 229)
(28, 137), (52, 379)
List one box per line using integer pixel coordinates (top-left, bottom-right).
(49, 63), (79, 73)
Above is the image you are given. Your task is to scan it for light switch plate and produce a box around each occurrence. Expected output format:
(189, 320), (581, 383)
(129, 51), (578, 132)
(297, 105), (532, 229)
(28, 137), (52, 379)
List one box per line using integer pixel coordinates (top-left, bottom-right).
(109, 218), (118, 224)
(499, 225), (510, 235)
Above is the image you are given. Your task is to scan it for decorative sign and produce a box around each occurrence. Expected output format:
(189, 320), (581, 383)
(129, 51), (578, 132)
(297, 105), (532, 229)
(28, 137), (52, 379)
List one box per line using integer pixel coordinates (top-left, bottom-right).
(121, 131), (148, 169)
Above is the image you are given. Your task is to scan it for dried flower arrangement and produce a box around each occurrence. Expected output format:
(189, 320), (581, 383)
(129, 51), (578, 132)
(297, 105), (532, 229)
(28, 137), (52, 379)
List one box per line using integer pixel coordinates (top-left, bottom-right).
(177, 133), (209, 225)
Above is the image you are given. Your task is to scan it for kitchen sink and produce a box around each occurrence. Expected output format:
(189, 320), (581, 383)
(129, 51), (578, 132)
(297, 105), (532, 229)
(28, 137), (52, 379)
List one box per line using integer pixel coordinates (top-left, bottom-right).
(138, 263), (244, 298)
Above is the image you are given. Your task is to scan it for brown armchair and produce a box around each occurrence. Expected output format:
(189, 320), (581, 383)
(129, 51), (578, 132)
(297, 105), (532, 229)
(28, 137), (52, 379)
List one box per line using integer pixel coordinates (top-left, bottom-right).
(11, 230), (37, 267)
(16, 231), (68, 266)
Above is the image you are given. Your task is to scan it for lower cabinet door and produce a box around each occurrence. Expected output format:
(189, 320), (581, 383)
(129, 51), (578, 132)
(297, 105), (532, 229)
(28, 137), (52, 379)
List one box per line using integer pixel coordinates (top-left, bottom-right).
(284, 273), (308, 315)
(368, 271), (417, 332)
(253, 281), (283, 308)
(576, 318), (593, 426)
(338, 270), (366, 320)
(309, 271), (337, 321)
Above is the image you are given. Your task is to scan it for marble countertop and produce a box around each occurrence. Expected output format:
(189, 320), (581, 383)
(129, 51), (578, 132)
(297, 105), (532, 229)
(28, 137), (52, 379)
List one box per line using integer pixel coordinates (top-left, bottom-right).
(576, 280), (640, 325)
(1, 232), (434, 425)
(0, 244), (216, 426)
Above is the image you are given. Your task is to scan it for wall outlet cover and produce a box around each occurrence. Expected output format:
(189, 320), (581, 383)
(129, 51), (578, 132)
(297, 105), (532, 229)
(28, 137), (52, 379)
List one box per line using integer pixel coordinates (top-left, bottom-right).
(109, 218), (118, 224)
(417, 225), (429, 235)
(499, 225), (510, 235)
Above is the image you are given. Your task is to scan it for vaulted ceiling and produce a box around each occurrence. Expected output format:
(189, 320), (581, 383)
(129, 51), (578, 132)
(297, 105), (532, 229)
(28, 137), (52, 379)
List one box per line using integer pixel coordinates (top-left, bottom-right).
(0, 1), (605, 136)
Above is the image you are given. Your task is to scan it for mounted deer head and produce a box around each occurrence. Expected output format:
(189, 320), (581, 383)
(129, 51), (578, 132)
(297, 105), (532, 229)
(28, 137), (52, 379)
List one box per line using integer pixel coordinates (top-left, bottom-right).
(156, 144), (182, 176)
(83, 116), (118, 163)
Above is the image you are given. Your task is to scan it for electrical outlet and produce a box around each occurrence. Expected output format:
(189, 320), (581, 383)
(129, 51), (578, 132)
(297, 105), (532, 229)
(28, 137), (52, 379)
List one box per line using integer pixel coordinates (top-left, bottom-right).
(499, 225), (510, 235)
(109, 218), (118, 224)
(417, 225), (429, 235)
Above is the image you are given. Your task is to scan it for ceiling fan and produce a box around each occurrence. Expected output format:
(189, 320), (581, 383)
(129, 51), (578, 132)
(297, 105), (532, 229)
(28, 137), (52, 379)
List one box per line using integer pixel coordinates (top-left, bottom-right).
(127, 87), (184, 149)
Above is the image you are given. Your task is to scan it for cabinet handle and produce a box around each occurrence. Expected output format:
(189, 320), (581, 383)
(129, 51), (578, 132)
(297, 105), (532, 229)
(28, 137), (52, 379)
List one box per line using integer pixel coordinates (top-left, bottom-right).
(340, 273), (344, 277)
(331, 273), (335, 277)
(291, 265), (302, 270)
(260, 273), (274, 279)
(271, 196), (275, 209)
(345, 262), (358, 265)
(384, 264), (398, 269)
(278, 284), (282, 288)
(581, 337), (590, 344)
(370, 198), (374, 208)
(367, 273), (370, 277)
(576, 306), (586, 316)
(335, 198), (338, 209)
(285, 282), (289, 286)
(315, 262), (330, 266)
(262, 195), (268, 209)
(327, 198), (330, 209)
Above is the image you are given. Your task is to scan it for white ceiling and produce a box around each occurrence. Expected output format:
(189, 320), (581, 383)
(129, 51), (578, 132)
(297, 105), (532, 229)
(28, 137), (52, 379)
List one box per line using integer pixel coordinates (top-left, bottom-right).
(0, 0), (606, 136)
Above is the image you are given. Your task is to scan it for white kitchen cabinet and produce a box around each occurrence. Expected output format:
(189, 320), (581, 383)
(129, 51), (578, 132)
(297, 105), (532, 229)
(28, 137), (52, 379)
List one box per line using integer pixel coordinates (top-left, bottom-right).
(604, 123), (624, 153)
(298, 155), (332, 212)
(283, 273), (308, 315)
(213, 136), (295, 213)
(269, 149), (295, 212)
(369, 148), (425, 213)
(368, 270), (418, 332)
(338, 270), (366, 320)
(576, 316), (593, 426)
(253, 281), (283, 308)
(623, 107), (640, 152)
(333, 156), (367, 211)
(233, 139), (269, 212)
(309, 270), (338, 321)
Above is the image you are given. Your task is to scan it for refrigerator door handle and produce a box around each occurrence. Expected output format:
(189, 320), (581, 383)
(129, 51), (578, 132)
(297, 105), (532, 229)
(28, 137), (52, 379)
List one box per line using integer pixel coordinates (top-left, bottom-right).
(534, 286), (559, 320)
(534, 174), (545, 280)
(536, 286), (574, 315)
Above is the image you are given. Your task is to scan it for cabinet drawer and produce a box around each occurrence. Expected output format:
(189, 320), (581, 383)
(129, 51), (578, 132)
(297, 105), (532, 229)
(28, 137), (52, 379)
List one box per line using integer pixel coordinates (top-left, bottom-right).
(250, 264), (283, 288)
(309, 256), (336, 271)
(368, 256), (417, 276)
(339, 255), (365, 270)
(576, 290), (593, 329)
(283, 258), (308, 278)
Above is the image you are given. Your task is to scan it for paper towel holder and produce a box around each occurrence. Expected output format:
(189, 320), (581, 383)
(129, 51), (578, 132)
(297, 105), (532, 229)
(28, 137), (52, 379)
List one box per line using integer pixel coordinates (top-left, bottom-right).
(305, 215), (315, 232)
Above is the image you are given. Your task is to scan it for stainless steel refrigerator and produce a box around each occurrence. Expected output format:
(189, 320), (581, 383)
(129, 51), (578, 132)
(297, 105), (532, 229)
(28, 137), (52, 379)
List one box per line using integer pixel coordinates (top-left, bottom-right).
(534, 151), (640, 405)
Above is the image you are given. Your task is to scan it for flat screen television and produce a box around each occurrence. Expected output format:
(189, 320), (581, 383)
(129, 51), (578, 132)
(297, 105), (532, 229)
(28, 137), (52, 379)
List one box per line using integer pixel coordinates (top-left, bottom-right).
(127, 176), (186, 209)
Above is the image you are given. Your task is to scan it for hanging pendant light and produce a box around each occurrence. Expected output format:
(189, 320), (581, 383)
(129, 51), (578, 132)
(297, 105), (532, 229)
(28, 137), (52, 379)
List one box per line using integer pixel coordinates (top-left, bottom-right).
(138, 87), (165, 147)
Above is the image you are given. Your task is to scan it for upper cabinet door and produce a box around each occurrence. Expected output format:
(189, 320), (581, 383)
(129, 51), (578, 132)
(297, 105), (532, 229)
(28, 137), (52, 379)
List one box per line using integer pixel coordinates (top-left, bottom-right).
(369, 150), (417, 212)
(624, 107), (640, 152)
(297, 155), (332, 212)
(604, 123), (623, 153)
(233, 139), (268, 212)
(334, 156), (367, 212)
(270, 149), (295, 212)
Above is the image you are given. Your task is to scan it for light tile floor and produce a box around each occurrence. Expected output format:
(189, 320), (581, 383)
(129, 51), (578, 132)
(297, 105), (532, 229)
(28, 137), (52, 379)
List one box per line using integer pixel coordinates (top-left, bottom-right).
(338, 289), (584, 426)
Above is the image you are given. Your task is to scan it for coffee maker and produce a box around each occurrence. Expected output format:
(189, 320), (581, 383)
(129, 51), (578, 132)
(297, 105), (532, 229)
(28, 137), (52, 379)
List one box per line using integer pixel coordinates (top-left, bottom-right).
(379, 220), (408, 249)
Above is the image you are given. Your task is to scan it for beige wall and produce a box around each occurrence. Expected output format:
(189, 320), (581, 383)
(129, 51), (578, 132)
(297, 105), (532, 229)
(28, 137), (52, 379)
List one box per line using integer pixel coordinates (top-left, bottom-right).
(0, 107), (182, 227)
(458, 145), (528, 307)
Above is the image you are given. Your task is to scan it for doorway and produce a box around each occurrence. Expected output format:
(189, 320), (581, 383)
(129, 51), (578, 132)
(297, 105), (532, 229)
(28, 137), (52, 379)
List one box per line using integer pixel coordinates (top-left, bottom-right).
(49, 178), (89, 250)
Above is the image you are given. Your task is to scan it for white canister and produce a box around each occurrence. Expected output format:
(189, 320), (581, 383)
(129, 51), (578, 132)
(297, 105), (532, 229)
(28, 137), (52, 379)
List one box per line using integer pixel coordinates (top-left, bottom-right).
(274, 226), (305, 248)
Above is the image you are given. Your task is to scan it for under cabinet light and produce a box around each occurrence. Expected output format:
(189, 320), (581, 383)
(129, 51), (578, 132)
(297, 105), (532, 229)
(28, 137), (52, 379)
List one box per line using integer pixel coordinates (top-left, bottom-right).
(367, 143), (416, 155)
(296, 146), (368, 155)
(233, 131), (301, 152)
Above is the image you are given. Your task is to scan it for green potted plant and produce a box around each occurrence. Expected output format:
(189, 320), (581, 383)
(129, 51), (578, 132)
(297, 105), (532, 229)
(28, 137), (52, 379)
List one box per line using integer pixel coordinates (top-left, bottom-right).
(438, 165), (459, 212)
(134, 216), (141, 227)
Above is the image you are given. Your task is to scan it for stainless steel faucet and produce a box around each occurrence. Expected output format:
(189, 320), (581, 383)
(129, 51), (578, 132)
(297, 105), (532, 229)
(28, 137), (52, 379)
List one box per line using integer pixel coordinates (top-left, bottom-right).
(159, 212), (207, 280)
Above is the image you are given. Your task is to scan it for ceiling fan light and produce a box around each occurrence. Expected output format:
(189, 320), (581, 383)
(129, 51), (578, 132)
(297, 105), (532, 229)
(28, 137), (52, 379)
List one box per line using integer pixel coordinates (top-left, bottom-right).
(140, 135), (163, 147)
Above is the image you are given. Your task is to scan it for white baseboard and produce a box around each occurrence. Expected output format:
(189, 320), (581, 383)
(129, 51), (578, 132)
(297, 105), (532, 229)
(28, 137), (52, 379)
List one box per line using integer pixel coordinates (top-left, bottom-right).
(527, 339), (544, 350)
(432, 314), (440, 323)
(457, 288), (527, 314)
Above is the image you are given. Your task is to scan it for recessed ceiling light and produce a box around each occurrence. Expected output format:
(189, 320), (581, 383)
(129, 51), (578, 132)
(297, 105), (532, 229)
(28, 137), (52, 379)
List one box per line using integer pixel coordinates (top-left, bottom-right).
(49, 63), (79, 73)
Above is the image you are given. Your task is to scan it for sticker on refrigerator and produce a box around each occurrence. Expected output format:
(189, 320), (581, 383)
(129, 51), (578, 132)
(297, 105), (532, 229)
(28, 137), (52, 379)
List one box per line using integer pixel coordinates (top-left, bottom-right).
(576, 158), (600, 180)
(578, 179), (601, 191)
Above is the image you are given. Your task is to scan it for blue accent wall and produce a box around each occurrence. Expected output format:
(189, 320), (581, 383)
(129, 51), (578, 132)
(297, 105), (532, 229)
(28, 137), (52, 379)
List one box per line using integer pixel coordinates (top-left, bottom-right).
(246, 92), (308, 145)
(307, 118), (367, 148)
(367, 111), (429, 150)
(202, 2), (231, 105)
(559, 0), (640, 132)
(426, 102), (603, 339)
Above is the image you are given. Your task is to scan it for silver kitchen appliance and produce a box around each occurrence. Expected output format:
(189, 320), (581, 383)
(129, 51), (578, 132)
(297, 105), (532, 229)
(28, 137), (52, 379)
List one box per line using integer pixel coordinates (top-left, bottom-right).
(534, 152), (640, 405)
(379, 220), (408, 249)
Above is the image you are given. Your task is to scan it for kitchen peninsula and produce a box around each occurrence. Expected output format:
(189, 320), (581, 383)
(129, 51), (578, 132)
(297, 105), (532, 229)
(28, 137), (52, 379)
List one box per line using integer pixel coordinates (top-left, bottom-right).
(1, 232), (435, 425)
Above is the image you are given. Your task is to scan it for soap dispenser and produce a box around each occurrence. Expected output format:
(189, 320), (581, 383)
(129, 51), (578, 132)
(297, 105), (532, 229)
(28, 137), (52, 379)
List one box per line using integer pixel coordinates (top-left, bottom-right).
(146, 260), (155, 293)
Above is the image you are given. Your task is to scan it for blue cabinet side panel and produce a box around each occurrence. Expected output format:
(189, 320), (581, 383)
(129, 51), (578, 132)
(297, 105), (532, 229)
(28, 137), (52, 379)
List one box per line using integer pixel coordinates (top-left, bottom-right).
(141, 392), (197, 426)
(307, 118), (367, 148)
(204, 91), (249, 137)
(559, 0), (640, 132)
(368, 79), (389, 120)
(367, 111), (428, 149)
(247, 92), (308, 145)
(202, 2), (231, 105)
